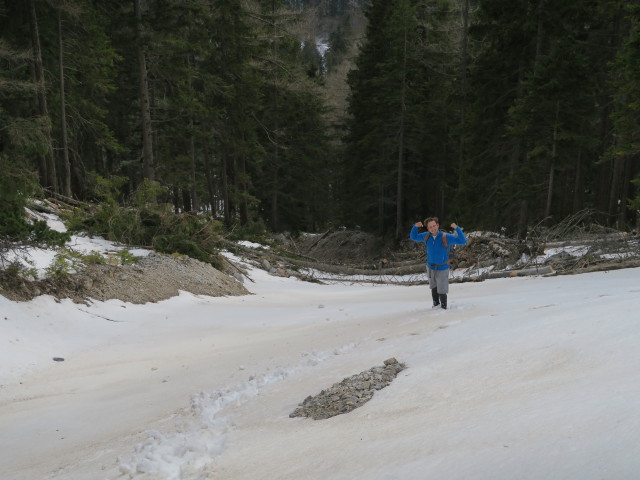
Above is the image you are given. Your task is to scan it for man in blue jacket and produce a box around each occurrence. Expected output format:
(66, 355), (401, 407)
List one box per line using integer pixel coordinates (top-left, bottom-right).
(410, 217), (467, 309)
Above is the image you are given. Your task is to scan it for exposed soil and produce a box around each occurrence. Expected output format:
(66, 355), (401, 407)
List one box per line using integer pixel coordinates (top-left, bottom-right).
(0, 252), (248, 304)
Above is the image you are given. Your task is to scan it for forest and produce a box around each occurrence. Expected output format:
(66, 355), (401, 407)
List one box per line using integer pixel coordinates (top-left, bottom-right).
(1, 0), (639, 246)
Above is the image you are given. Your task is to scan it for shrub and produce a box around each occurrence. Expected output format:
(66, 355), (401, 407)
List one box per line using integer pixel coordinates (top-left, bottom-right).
(64, 174), (228, 269)
(153, 234), (223, 270)
(1, 260), (37, 281)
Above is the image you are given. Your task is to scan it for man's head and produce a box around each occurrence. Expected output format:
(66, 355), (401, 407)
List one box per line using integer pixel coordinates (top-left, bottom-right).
(423, 217), (440, 236)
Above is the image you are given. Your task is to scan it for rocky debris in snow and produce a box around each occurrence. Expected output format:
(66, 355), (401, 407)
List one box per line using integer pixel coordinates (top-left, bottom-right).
(290, 357), (406, 420)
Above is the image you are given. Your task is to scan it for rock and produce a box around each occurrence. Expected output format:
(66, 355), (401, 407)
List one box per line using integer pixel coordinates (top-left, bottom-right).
(290, 359), (406, 420)
(232, 272), (244, 283)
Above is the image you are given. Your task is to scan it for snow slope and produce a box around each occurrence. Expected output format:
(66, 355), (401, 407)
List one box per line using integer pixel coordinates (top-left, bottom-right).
(1, 248), (639, 480)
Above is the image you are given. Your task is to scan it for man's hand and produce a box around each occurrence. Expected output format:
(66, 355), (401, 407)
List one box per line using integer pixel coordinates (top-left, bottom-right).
(451, 223), (458, 229)
(415, 221), (424, 227)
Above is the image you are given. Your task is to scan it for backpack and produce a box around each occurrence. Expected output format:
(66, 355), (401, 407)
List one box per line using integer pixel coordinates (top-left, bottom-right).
(441, 233), (458, 269)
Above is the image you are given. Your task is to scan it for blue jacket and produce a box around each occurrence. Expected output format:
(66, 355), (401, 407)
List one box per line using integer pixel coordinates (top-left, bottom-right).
(410, 225), (467, 270)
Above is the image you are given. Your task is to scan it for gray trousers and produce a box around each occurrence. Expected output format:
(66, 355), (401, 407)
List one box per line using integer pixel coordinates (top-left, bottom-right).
(427, 267), (449, 294)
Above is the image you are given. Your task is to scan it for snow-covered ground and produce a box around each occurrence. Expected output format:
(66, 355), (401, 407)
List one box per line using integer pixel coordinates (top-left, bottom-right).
(1, 232), (640, 480)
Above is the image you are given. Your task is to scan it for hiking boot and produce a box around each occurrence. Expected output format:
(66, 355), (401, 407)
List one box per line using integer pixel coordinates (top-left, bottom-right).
(439, 294), (448, 310)
(431, 288), (440, 307)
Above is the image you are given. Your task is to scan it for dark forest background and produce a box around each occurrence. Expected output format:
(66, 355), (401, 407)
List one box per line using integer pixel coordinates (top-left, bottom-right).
(1, 0), (639, 244)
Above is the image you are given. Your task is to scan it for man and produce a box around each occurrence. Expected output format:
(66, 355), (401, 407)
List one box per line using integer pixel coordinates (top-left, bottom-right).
(410, 217), (467, 309)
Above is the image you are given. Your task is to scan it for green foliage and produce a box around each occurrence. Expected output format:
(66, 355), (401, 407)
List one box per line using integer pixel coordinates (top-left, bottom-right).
(608, 2), (640, 217)
(152, 234), (223, 270)
(228, 218), (271, 246)
(343, 0), (457, 235)
(81, 251), (107, 265)
(66, 174), (224, 267)
(0, 156), (37, 241)
(1, 261), (38, 281)
(454, 0), (629, 233)
(630, 182), (640, 212)
(3, 0), (640, 238)
(67, 175), (169, 244)
(45, 250), (80, 281)
(116, 250), (139, 265)
(42, 247), (141, 280)
(30, 220), (71, 247)
(0, 156), (70, 247)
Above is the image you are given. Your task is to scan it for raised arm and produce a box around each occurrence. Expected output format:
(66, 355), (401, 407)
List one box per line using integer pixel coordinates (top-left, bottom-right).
(448, 223), (467, 245)
(410, 223), (427, 242)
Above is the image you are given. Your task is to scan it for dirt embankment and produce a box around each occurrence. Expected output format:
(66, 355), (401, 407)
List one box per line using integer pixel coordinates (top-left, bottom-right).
(0, 253), (248, 304)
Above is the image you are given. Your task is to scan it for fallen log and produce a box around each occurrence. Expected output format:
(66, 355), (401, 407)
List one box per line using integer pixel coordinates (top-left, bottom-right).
(544, 232), (633, 248)
(485, 265), (555, 279)
(555, 259), (640, 275)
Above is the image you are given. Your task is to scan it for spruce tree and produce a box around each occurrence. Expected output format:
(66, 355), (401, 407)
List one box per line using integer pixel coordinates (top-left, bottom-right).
(606, 2), (640, 226)
(344, 0), (458, 236)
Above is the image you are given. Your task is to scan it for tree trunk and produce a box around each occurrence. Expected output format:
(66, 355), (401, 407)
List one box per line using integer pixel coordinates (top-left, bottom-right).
(204, 143), (216, 215)
(239, 152), (249, 225)
(172, 186), (180, 214)
(270, 0), (280, 231)
(517, 199), (528, 239)
(534, 0), (545, 63)
(222, 153), (232, 224)
(572, 146), (584, 212)
(271, 159), (279, 229)
(189, 130), (199, 212)
(544, 100), (560, 219)
(395, 18), (408, 239)
(457, 0), (470, 189)
(619, 154), (633, 226)
(608, 154), (623, 222)
(57, 9), (72, 197)
(182, 188), (192, 212)
(186, 55), (199, 213)
(378, 182), (385, 236)
(134, 0), (155, 182)
(28, 0), (57, 192)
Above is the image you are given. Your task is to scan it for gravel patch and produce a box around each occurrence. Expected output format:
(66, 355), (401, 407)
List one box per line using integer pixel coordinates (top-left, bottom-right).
(290, 358), (406, 420)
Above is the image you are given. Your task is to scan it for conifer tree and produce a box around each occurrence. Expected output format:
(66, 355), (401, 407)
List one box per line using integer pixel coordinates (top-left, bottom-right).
(606, 2), (640, 226)
(344, 0), (458, 236)
(250, 0), (337, 231)
(459, 0), (612, 234)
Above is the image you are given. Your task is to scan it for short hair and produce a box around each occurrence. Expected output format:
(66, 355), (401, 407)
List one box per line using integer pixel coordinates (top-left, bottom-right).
(423, 217), (439, 226)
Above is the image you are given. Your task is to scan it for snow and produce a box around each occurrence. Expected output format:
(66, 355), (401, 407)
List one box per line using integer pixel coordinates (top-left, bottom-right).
(4, 207), (152, 279)
(1, 234), (640, 480)
(237, 240), (269, 250)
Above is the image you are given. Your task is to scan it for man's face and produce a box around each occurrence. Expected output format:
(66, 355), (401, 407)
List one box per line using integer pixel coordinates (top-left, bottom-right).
(427, 221), (439, 236)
